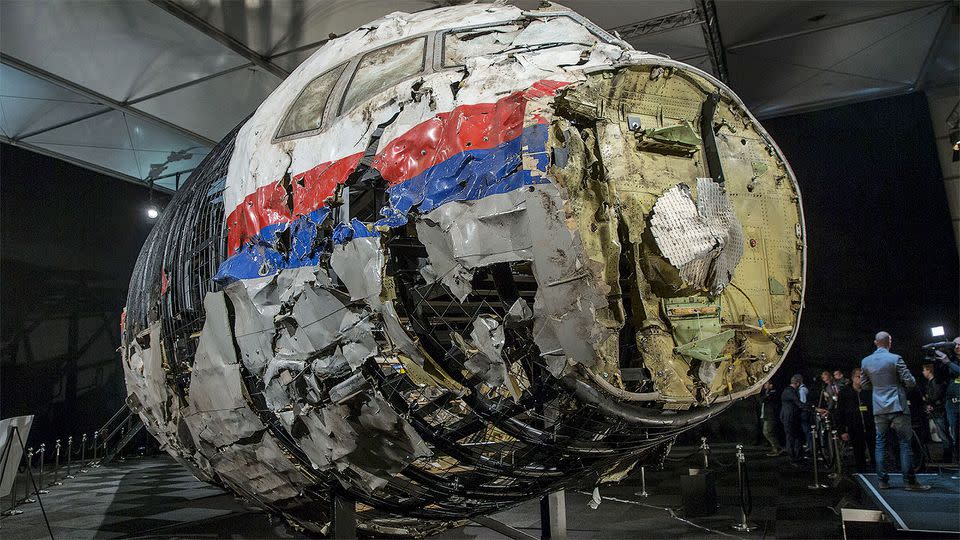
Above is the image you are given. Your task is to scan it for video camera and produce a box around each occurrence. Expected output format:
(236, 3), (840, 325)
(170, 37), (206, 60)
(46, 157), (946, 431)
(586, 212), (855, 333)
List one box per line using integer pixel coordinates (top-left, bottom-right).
(921, 340), (958, 376)
(921, 341), (956, 352)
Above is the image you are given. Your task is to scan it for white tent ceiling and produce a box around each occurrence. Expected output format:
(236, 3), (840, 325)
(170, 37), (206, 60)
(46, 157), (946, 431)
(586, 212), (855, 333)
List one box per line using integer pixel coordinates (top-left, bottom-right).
(1, 0), (957, 191)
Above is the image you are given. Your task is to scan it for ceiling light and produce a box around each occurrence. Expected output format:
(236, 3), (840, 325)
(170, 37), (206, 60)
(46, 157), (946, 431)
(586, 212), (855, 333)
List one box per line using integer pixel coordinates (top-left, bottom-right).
(146, 205), (160, 219)
(931, 326), (945, 337)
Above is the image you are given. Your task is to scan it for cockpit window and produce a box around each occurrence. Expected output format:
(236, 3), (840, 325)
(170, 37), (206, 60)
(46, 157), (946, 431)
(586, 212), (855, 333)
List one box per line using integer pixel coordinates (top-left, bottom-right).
(276, 63), (347, 140)
(339, 37), (427, 116)
(442, 24), (523, 67)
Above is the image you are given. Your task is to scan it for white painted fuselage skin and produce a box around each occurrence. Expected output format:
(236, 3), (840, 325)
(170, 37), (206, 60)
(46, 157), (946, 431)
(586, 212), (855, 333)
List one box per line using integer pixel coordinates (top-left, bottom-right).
(122, 3), (806, 536)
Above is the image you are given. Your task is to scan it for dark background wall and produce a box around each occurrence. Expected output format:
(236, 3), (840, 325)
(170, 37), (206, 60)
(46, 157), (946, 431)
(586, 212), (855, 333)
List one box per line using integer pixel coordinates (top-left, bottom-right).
(767, 91), (958, 382)
(2, 91), (957, 449)
(1, 143), (169, 447)
(686, 91), (958, 443)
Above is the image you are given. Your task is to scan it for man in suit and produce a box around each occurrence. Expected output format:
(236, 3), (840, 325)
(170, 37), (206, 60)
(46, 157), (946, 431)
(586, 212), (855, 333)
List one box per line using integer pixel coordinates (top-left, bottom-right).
(860, 331), (930, 490)
(838, 368), (875, 472)
(759, 382), (782, 456)
(820, 370), (840, 411)
(781, 374), (813, 465)
(922, 363), (953, 463)
(934, 337), (960, 464)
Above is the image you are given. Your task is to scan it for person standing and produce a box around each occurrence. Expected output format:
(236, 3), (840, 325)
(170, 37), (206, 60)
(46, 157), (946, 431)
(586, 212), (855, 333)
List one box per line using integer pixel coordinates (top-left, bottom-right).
(834, 370), (850, 391)
(860, 331), (930, 490)
(760, 382), (782, 456)
(782, 374), (810, 465)
(799, 378), (813, 453)
(839, 368), (875, 472)
(934, 337), (960, 463)
(820, 370), (840, 411)
(922, 363), (953, 463)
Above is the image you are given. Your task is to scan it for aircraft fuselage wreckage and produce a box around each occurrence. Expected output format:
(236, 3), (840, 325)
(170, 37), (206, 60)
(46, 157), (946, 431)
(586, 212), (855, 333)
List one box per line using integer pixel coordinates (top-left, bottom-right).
(122, 3), (805, 536)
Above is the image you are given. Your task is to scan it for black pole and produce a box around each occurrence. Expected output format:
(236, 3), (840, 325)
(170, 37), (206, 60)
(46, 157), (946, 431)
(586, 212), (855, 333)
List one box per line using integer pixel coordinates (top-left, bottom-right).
(330, 490), (356, 539)
(14, 427), (53, 539)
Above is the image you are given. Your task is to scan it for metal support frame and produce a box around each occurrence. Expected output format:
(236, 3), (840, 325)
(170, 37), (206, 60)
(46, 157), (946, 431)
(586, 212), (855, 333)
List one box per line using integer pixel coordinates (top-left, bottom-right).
(726, 1), (948, 52)
(913, 3), (954, 90)
(472, 516), (539, 540)
(692, 0), (729, 83)
(609, 8), (703, 41)
(330, 491), (357, 540)
(148, 0), (289, 80)
(539, 490), (567, 540)
(10, 62), (253, 143)
(0, 53), (215, 147)
(1, 135), (147, 189)
(464, 489), (566, 540)
(608, 2), (728, 83)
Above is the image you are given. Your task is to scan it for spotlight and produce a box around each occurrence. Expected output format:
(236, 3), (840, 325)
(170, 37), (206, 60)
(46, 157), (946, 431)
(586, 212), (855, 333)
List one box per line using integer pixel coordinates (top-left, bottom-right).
(146, 205), (160, 219)
(931, 325), (945, 337)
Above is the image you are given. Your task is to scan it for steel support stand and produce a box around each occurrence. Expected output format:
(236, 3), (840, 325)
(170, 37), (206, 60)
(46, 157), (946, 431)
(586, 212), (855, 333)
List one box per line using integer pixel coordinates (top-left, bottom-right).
(52, 440), (62, 486)
(1, 428), (25, 515)
(539, 490), (566, 540)
(36, 444), (48, 494)
(330, 491), (356, 540)
(473, 516), (539, 540)
(635, 466), (649, 497)
(91, 431), (100, 468)
(808, 423), (828, 489)
(700, 437), (710, 469)
(22, 447), (36, 504)
(65, 436), (74, 479)
(79, 434), (88, 473)
(833, 429), (843, 476)
(731, 445), (758, 532)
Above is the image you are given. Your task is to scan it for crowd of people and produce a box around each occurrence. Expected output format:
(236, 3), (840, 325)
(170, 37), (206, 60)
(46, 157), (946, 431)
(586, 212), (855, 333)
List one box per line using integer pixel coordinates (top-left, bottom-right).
(758, 333), (960, 490)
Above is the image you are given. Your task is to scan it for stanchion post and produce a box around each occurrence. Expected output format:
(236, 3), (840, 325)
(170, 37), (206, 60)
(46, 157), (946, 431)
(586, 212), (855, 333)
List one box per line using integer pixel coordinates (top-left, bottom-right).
(53, 439), (62, 485)
(23, 447), (35, 503)
(731, 444), (758, 532)
(3, 476), (23, 515)
(37, 443), (49, 494)
(807, 423), (828, 489)
(65, 436), (74, 479)
(92, 430), (99, 467)
(831, 429), (843, 477)
(700, 437), (710, 469)
(79, 433), (88, 473)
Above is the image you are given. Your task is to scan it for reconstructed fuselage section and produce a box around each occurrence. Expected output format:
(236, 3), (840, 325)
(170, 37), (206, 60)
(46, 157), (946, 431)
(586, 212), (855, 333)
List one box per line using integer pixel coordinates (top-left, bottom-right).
(122, 3), (805, 536)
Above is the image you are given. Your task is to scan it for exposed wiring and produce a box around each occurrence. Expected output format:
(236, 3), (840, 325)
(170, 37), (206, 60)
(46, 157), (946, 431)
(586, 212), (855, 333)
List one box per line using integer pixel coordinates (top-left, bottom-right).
(725, 282), (787, 350)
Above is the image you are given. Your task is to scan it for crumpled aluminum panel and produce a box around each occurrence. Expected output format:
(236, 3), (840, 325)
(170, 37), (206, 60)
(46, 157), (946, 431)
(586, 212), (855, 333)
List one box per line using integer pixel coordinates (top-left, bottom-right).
(119, 3), (804, 538)
(650, 178), (744, 293)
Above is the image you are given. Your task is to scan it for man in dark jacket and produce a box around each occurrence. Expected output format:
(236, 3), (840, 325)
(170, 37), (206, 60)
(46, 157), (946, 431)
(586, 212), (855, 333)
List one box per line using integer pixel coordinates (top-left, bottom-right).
(838, 368), (875, 472)
(922, 363), (953, 463)
(781, 374), (815, 464)
(935, 337), (960, 464)
(760, 382), (782, 456)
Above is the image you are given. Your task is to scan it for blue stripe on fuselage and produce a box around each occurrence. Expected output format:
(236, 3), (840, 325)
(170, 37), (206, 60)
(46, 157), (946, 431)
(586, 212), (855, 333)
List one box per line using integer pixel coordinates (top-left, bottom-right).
(213, 123), (550, 284)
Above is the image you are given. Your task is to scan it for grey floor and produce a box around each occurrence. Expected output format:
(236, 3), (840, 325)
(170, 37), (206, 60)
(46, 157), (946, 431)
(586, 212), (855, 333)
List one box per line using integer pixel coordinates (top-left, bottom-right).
(0, 445), (875, 539)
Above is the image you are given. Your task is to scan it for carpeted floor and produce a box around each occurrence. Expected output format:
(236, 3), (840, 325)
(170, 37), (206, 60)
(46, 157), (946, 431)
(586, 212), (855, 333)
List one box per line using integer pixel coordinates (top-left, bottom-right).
(854, 472), (960, 533)
(0, 444), (876, 539)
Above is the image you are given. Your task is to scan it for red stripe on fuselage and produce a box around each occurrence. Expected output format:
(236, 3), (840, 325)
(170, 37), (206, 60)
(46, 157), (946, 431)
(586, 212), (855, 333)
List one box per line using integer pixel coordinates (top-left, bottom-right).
(225, 79), (570, 253)
(373, 80), (570, 186)
(225, 152), (363, 253)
